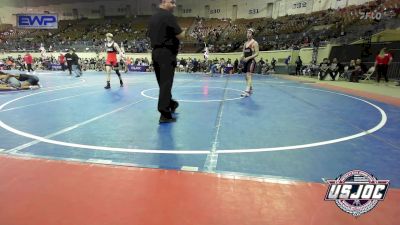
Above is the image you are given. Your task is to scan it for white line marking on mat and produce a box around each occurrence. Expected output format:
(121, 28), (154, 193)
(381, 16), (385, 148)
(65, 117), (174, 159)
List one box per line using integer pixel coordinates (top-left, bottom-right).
(0, 83), (387, 155)
(5, 99), (147, 154)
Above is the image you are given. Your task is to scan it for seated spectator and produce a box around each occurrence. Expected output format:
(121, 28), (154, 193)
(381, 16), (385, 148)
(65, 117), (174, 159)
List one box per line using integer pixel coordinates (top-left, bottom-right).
(187, 58), (194, 73)
(6, 57), (15, 70)
(220, 58), (226, 75)
(350, 59), (367, 82)
(237, 59), (245, 74)
(319, 58), (333, 80)
(255, 61), (263, 74)
(302, 61), (318, 77)
(259, 58), (265, 66)
(226, 59), (232, 67)
(328, 58), (340, 81)
(192, 58), (199, 73)
(209, 59), (220, 75)
(261, 61), (272, 75)
(343, 60), (356, 80)
(179, 58), (187, 72)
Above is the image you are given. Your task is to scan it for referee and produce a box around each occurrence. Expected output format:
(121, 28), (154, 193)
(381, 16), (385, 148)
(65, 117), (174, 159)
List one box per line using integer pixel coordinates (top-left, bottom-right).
(70, 48), (82, 77)
(148, 0), (186, 123)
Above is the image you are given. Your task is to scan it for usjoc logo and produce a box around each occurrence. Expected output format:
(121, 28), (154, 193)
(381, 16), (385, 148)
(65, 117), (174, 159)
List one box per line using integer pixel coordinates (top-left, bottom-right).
(17, 14), (58, 29)
(325, 170), (389, 217)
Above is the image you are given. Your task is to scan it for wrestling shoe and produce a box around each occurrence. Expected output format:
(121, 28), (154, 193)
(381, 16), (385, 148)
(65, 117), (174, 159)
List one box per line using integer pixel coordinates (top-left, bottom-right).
(104, 82), (111, 89)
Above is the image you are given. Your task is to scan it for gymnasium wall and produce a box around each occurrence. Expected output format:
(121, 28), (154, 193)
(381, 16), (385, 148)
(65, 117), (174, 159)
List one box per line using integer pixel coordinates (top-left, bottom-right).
(175, 0), (275, 19)
(0, 0), (376, 25)
(330, 42), (400, 63)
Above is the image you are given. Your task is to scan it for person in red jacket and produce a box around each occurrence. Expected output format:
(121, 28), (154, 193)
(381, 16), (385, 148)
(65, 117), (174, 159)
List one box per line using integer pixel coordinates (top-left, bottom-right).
(374, 47), (393, 85)
(58, 53), (66, 71)
(24, 53), (34, 72)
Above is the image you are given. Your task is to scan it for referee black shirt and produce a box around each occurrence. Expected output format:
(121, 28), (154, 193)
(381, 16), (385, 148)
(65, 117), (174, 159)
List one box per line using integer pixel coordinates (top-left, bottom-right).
(65, 53), (73, 65)
(71, 53), (79, 65)
(148, 8), (182, 55)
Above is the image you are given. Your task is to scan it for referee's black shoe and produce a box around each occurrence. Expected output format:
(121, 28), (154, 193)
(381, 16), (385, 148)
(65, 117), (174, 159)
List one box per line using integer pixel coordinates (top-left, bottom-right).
(170, 101), (179, 113)
(159, 115), (176, 123)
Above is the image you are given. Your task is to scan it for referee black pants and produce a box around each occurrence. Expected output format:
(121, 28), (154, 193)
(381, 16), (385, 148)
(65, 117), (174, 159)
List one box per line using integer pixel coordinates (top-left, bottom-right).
(27, 64), (34, 72)
(376, 64), (389, 83)
(67, 64), (72, 75)
(152, 48), (177, 118)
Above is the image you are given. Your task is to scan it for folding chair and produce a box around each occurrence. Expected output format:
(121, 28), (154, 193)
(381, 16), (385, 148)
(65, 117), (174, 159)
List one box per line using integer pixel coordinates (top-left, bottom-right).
(361, 66), (375, 81)
(338, 66), (349, 80)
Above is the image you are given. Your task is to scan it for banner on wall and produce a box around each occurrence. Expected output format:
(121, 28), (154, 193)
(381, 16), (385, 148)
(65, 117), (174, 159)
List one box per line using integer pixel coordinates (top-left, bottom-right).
(50, 64), (62, 70)
(128, 65), (149, 72)
(16, 14), (58, 29)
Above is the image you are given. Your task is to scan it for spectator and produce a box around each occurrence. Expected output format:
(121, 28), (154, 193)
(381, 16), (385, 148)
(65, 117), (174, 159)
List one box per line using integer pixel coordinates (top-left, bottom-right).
(350, 59), (367, 82)
(259, 58), (265, 66)
(343, 60), (356, 80)
(6, 56), (15, 70)
(59, 53), (66, 71)
(234, 58), (239, 73)
(16, 55), (26, 71)
(319, 58), (331, 80)
(192, 58), (199, 72)
(295, 56), (303, 75)
(374, 47), (393, 85)
(284, 55), (291, 73)
(220, 58), (226, 75)
(328, 58), (340, 81)
(180, 58), (187, 72)
(271, 58), (276, 71)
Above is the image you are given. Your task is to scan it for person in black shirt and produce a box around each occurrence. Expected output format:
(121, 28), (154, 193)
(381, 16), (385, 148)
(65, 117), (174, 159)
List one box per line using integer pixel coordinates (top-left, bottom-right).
(295, 56), (302, 76)
(319, 58), (331, 80)
(70, 48), (82, 77)
(148, 0), (186, 123)
(65, 49), (73, 75)
(192, 58), (199, 73)
(343, 59), (356, 81)
(180, 58), (187, 72)
(16, 55), (26, 71)
(259, 58), (265, 66)
(328, 58), (340, 81)
(271, 58), (276, 71)
(350, 59), (367, 82)
(234, 58), (239, 73)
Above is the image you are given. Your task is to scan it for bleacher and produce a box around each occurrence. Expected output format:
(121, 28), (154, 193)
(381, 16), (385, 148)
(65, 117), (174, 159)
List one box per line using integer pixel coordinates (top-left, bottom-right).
(0, 0), (398, 53)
